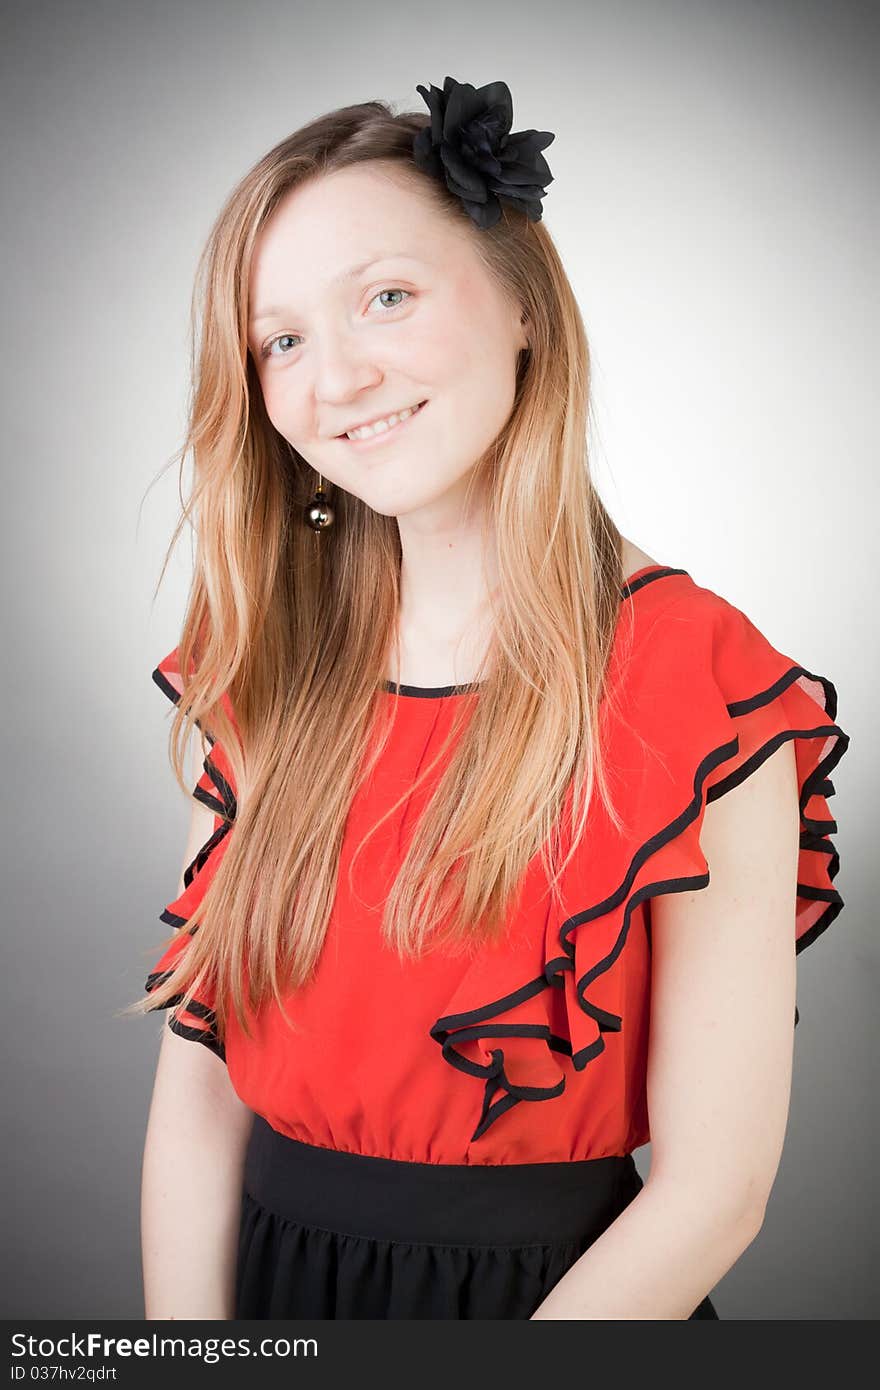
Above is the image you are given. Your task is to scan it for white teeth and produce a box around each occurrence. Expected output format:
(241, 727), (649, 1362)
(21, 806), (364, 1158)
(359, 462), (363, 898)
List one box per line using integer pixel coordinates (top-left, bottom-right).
(346, 402), (422, 440)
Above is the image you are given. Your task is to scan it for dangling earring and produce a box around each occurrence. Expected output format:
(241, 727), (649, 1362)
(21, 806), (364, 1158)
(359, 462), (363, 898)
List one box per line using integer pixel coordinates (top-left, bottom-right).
(304, 471), (335, 530)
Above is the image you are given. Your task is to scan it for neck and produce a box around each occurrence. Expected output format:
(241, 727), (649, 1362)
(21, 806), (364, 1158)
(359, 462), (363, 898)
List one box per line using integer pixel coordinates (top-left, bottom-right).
(391, 488), (498, 685)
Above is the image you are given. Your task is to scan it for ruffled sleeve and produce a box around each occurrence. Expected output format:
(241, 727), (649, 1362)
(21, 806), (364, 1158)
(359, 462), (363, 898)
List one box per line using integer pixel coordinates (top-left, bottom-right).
(430, 586), (851, 1143)
(144, 645), (238, 1061)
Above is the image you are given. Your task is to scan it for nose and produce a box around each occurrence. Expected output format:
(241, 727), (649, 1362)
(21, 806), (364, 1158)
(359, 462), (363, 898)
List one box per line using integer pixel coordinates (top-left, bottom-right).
(312, 327), (383, 411)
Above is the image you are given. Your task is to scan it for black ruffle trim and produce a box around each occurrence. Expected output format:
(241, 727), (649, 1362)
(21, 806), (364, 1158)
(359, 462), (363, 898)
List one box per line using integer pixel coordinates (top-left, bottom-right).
(146, 660), (237, 1061)
(145, 957), (227, 1062)
(150, 663), (237, 823)
(431, 663), (849, 1141)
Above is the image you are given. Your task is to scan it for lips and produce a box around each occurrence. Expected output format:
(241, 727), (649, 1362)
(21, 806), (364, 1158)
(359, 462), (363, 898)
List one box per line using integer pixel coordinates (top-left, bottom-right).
(338, 399), (428, 443)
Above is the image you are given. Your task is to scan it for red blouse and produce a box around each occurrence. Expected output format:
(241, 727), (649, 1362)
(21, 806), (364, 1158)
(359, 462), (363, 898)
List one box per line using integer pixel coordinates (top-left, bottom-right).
(144, 565), (849, 1166)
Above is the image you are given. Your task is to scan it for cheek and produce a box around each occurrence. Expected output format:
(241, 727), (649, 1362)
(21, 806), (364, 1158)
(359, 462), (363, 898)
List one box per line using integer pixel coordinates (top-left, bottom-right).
(406, 298), (510, 394)
(407, 276), (491, 376)
(259, 373), (308, 436)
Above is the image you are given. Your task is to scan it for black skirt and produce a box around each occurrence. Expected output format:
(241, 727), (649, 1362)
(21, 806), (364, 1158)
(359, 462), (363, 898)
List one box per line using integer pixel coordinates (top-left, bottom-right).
(235, 1114), (720, 1320)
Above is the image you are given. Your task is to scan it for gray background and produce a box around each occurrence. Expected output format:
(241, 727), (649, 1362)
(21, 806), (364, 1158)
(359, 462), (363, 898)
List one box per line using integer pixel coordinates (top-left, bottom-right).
(2, 0), (876, 1319)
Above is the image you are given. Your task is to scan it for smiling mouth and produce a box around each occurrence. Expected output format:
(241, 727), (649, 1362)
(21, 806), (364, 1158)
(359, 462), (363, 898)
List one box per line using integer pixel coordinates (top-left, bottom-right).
(338, 400), (428, 442)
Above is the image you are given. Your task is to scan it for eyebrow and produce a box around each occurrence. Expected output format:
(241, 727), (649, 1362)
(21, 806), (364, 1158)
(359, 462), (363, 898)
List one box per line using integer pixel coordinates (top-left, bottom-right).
(249, 253), (425, 326)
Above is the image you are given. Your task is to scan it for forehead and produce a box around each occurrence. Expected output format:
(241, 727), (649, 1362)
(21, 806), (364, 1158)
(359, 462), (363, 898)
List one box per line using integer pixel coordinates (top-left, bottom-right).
(248, 165), (463, 305)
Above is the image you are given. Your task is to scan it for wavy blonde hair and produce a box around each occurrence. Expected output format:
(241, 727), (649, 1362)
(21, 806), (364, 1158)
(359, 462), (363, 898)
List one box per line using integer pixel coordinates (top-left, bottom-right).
(126, 97), (638, 1048)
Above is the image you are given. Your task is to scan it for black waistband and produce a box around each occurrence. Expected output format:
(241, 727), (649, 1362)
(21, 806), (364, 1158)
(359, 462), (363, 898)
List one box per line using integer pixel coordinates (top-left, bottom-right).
(243, 1115), (641, 1248)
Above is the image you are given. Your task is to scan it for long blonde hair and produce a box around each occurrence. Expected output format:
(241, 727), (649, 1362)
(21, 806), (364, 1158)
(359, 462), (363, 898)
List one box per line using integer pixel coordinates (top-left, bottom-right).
(127, 97), (637, 1048)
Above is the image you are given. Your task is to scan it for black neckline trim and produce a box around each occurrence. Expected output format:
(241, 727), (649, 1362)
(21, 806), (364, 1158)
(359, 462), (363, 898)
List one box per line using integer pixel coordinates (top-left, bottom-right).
(380, 566), (690, 698)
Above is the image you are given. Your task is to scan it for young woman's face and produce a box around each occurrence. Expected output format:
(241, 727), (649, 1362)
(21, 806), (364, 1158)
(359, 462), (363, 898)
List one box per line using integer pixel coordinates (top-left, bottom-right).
(247, 163), (528, 520)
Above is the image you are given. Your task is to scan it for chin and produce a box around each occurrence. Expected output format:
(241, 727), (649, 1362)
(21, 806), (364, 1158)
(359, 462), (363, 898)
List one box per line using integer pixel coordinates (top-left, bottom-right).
(333, 466), (468, 520)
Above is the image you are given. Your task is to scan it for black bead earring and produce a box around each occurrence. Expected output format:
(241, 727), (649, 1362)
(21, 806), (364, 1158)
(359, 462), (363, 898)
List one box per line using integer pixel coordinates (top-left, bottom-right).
(304, 472), (335, 531)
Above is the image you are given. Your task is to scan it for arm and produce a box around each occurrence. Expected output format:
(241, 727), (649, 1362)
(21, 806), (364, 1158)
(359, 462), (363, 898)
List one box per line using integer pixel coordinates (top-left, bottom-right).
(531, 737), (800, 1319)
(141, 796), (255, 1320)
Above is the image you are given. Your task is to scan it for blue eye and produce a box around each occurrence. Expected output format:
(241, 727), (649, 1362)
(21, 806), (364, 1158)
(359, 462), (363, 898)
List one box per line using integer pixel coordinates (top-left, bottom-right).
(372, 288), (410, 311)
(262, 333), (301, 359)
(259, 287), (412, 359)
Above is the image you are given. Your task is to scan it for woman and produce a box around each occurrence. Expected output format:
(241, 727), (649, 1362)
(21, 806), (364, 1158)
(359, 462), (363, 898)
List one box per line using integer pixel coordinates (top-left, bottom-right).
(133, 77), (849, 1319)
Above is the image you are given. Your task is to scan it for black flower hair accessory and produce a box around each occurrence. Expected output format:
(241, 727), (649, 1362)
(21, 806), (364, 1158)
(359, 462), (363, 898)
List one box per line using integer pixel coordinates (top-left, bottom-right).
(412, 76), (555, 230)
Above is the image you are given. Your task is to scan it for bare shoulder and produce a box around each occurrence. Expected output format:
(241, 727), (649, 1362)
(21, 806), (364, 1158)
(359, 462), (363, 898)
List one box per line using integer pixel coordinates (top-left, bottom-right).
(620, 536), (661, 582)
